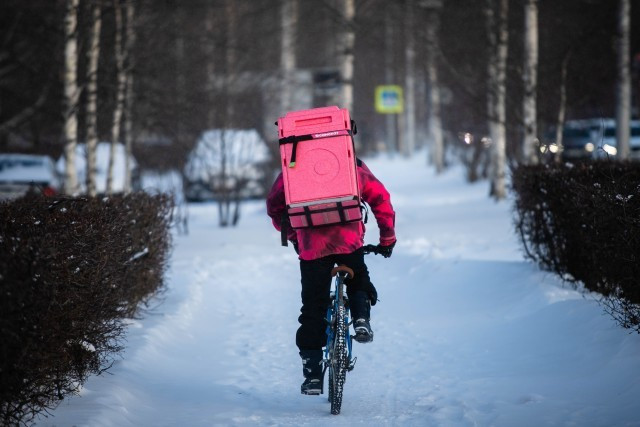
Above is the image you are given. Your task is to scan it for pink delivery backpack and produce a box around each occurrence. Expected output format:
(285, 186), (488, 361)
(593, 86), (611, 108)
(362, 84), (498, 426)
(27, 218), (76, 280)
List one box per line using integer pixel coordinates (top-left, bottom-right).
(277, 106), (362, 242)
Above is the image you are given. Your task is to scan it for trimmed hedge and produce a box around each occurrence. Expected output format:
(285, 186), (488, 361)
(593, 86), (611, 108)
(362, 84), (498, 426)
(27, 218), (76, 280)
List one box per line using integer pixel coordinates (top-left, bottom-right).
(512, 161), (640, 332)
(0, 192), (173, 425)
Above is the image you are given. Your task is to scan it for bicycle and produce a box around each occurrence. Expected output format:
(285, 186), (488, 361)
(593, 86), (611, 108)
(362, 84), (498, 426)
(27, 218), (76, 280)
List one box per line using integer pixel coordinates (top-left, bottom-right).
(322, 244), (383, 415)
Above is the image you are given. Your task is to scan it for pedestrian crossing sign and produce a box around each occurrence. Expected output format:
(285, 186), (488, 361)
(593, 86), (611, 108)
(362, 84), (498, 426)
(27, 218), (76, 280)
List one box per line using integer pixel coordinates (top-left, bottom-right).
(375, 85), (404, 114)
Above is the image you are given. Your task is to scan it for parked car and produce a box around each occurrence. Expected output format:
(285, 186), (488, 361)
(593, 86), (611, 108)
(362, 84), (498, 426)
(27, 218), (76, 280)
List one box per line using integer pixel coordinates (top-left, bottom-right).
(541, 121), (595, 162)
(589, 119), (640, 159)
(184, 129), (270, 202)
(560, 127), (596, 161)
(0, 153), (60, 200)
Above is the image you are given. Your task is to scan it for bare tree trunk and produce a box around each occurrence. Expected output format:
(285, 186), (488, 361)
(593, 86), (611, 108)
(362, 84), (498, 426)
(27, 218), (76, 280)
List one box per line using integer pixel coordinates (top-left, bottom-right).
(107, 0), (126, 195)
(486, 0), (509, 200)
(340, 0), (355, 113)
(384, 3), (397, 153)
(522, 0), (538, 165)
(616, 0), (631, 160)
(176, 3), (186, 145)
(232, 194), (241, 226)
(554, 52), (570, 163)
(424, 2), (444, 173)
(225, 0), (237, 123)
(280, 0), (297, 114)
(205, 2), (216, 128)
(86, 0), (102, 197)
(63, 0), (80, 195)
(123, 0), (135, 194)
(404, 0), (416, 157)
(218, 0), (237, 227)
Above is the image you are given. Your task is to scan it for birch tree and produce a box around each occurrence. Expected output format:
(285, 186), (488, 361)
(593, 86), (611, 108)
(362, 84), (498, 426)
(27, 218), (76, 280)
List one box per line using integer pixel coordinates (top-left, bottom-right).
(522, 0), (538, 165)
(554, 52), (571, 162)
(423, 0), (444, 173)
(205, 1), (217, 128)
(107, 0), (126, 195)
(86, 0), (102, 197)
(485, 0), (509, 200)
(218, 0), (237, 227)
(63, 0), (80, 195)
(280, 0), (298, 114)
(340, 0), (355, 113)
(384, 2), (397, 153)
(404, 0), (416, 157)
(616, 0), (631, 160)
(123, 0), (135, 193)
(175, 1), (187, 147)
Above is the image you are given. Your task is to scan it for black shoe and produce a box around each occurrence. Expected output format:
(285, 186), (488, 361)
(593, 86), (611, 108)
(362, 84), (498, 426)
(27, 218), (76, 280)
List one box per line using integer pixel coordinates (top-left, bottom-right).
(301, 377), (322, 395)
(353, 318), (373, 343)
(300, 350), (323, 395)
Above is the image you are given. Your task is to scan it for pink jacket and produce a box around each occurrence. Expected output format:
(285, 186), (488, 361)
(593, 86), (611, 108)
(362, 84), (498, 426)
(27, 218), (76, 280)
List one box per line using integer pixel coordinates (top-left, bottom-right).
(266, 159), (396, 260)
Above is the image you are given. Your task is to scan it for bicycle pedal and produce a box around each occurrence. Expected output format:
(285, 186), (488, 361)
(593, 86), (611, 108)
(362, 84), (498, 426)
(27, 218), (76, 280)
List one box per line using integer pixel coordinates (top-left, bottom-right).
(348, 356), (357, 371)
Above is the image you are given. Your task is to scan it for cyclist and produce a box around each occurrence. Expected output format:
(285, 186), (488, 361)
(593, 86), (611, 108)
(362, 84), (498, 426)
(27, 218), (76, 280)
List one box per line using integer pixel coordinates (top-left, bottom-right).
(266, 157), (396, 395)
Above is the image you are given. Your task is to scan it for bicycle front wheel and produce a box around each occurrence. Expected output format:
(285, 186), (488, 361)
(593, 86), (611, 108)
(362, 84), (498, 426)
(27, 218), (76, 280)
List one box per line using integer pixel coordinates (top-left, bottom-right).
(329, 304), (348, 415)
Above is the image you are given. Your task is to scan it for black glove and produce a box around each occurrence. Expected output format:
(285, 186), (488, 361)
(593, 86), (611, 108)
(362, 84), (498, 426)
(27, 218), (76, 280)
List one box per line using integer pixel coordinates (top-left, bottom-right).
(377, 241), (395, 258)
(291, 240), (300, 255)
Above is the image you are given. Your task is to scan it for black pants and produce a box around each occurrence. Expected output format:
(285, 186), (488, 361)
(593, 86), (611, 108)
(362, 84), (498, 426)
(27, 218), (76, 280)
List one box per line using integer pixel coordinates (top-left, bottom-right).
(296, 248), (377, 351)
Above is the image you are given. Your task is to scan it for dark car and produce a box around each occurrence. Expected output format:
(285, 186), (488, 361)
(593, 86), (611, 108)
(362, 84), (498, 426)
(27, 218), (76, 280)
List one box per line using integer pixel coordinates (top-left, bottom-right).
(0, 154), (60, 200)
(559, 127), (595, 161)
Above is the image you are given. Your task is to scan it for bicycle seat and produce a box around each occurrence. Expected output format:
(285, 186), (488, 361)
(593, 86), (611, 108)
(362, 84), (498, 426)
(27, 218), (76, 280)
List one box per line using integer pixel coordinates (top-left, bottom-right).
(331, 265), (354, 279)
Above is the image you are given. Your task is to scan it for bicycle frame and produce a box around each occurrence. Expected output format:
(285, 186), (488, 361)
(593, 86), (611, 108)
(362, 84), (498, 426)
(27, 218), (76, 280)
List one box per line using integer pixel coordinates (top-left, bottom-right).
(324, 271), (354, 370)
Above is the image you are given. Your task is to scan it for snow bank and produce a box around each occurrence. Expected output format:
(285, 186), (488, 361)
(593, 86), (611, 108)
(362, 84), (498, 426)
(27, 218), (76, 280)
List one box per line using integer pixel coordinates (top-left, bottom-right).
(44, 152), (640, 426)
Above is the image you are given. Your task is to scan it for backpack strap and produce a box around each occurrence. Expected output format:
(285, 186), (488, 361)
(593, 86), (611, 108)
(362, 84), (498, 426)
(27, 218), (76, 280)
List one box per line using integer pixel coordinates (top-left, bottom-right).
(336, 201), (346, 222)
(278, 134), (314, 168)
(280, 214), (289, 247)
(279, 129), (353, 168)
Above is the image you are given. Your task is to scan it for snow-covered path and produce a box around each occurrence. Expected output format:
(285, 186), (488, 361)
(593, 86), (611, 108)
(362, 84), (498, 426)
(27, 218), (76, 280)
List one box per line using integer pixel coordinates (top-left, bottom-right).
(43, 155), (640, 426)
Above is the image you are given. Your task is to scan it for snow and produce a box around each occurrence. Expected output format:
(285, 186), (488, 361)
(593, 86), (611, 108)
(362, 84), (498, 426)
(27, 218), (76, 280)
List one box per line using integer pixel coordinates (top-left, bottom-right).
(41, 153), (640, 426)
(55, 142), (137, 193)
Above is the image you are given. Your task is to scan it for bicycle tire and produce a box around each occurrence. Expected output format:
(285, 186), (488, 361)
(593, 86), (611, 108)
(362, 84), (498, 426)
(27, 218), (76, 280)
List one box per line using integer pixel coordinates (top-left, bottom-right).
(326, 295), (335, 403)
(330, 300), (348, 414)
(327, 364), (334, 403)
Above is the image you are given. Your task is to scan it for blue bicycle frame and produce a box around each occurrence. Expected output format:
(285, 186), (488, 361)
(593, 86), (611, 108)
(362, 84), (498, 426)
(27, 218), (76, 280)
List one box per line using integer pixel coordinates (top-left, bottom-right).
(324, 272), (354, 370)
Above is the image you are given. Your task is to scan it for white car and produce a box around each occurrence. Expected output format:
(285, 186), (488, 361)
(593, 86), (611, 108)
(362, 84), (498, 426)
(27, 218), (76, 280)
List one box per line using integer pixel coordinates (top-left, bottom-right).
(0, 153), (60, 200)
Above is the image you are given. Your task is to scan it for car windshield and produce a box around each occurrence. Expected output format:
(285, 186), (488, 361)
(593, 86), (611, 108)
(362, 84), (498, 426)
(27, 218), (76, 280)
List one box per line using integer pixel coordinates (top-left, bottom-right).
(563, 128), (589, 138)
(0, 155), (54, 183)
(0, 158), (45, 171)
(599, 127), (640, 138)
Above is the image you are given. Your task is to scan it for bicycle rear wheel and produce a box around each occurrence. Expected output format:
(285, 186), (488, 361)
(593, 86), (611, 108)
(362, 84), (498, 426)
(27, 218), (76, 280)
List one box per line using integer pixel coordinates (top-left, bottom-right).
(329, 303), (348, 415)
